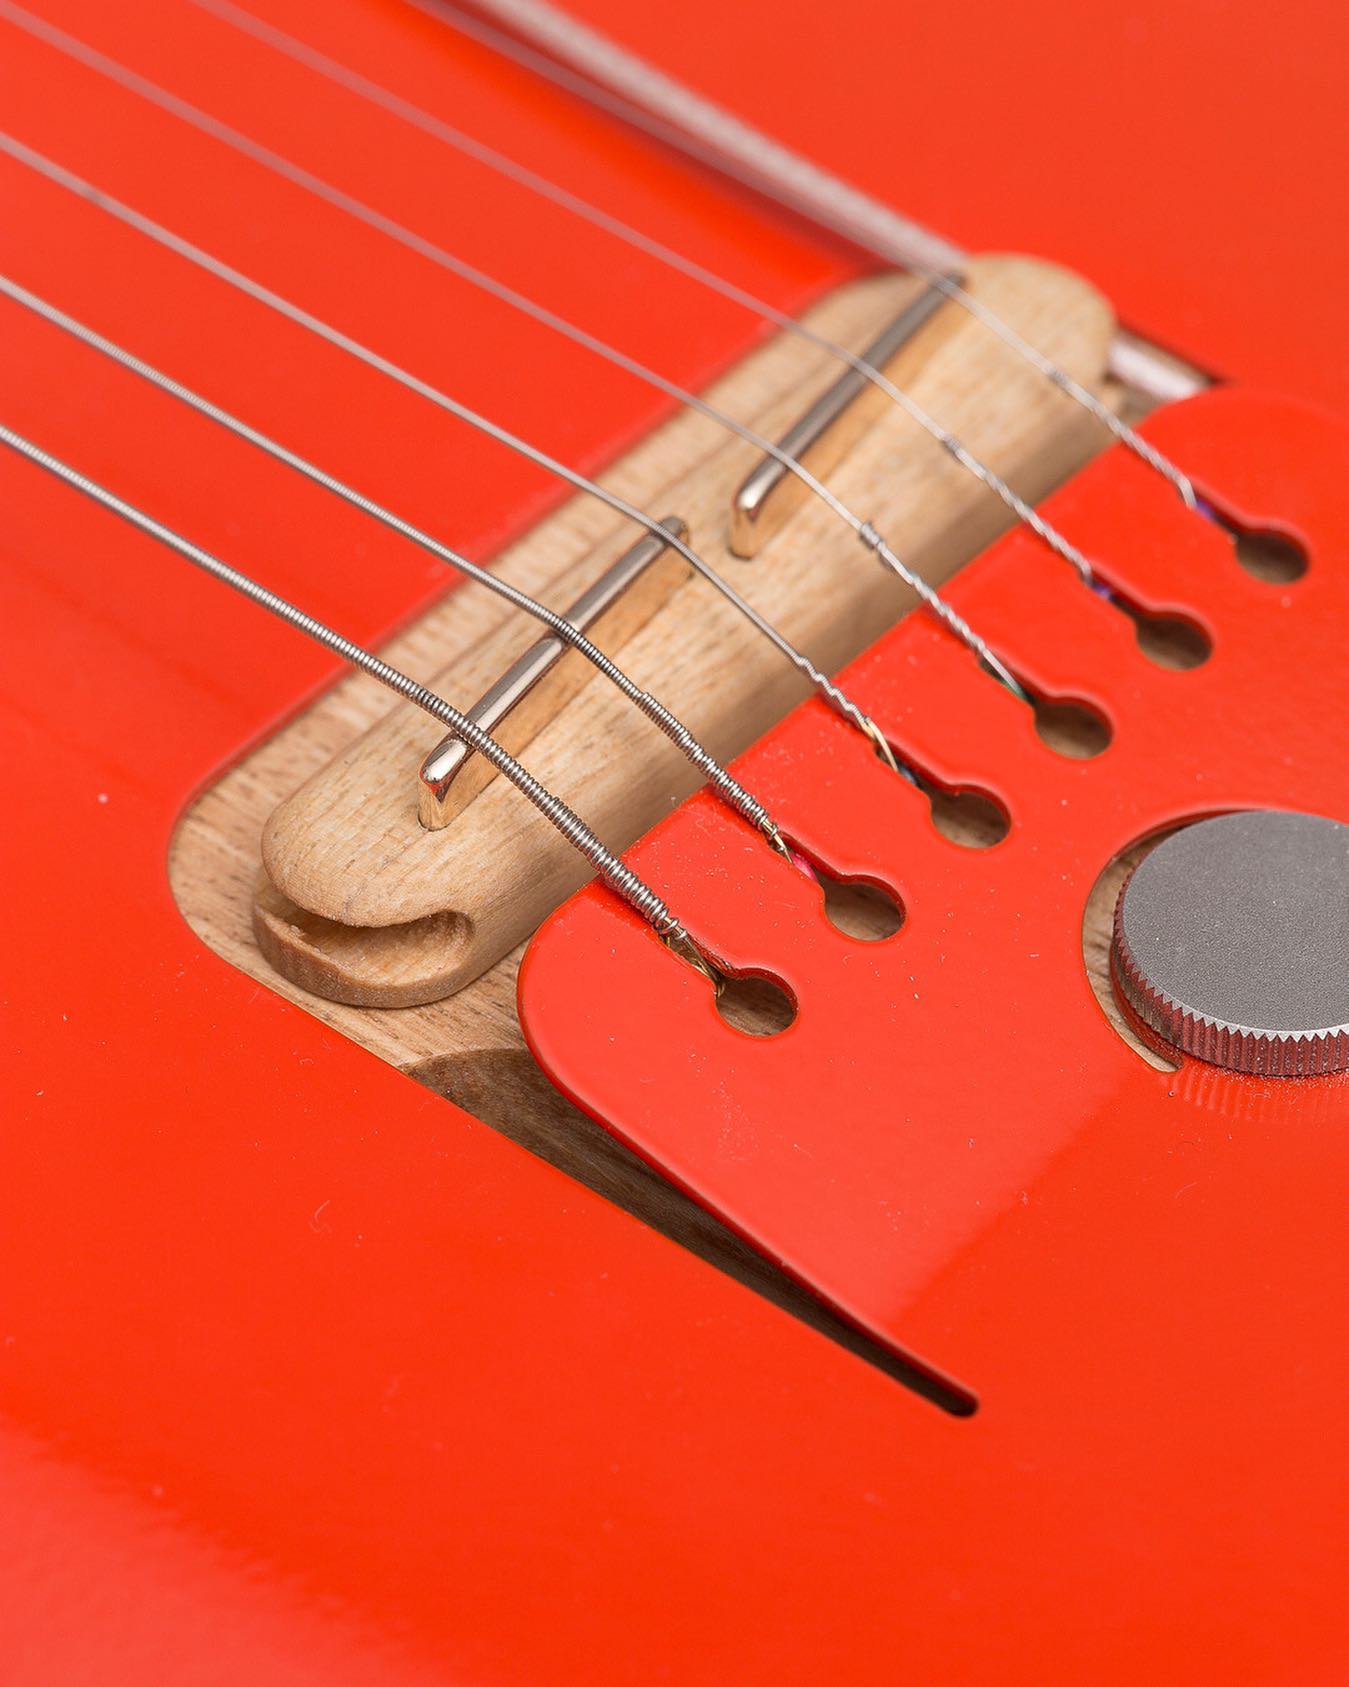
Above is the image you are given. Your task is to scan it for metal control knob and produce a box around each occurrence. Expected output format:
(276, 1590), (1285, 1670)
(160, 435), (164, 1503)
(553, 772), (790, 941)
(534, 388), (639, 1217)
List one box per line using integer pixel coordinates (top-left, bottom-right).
(1112, 810), (1349, 1076)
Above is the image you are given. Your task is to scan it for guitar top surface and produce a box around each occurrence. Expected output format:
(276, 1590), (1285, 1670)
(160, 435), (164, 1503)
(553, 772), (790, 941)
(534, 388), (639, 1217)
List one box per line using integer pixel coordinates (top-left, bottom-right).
(1, 2), (1344, 1682)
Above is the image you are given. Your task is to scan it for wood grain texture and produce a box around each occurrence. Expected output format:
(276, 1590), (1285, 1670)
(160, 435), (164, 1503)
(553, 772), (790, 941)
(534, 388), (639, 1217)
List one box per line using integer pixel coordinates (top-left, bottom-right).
(416, 523), (691, 830)
(245, 256), (1121, 1006)
(170, 256), (1148, 1230)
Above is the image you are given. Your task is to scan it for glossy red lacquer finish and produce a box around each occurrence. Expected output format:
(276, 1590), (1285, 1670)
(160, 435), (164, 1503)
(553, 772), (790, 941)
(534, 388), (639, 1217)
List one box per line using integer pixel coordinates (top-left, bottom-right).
(1, 0), (1346, 1681)
(571, 0), (1349, 417)
(524, 389), (1349, 1674)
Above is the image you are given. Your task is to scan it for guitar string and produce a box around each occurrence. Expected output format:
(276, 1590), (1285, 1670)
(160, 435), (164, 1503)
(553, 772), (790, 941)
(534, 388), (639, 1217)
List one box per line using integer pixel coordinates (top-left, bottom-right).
(0, 419), (698, 948)
(414, 0), (1199, 512)
(0, 270), (784, 851)
(198, 0), (1129, 590)
(192, 0), (1104, 592)
(0, 2), (1024, 701)
(0, 130), (894, 762)
(0, 12), (1165, 970)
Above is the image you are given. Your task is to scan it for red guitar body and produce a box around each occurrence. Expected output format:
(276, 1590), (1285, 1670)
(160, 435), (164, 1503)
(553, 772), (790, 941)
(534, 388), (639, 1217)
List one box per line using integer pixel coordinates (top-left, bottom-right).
(3, 2), (1346, 1681)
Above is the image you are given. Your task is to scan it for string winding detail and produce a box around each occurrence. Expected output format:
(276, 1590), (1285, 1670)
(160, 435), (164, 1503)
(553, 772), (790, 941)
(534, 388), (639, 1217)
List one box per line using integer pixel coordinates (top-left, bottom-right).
(0, 420), (695, 948)
(0, 3), (1027, 697)
(0, 129), (893, 756)
(0, 272), (777, 845)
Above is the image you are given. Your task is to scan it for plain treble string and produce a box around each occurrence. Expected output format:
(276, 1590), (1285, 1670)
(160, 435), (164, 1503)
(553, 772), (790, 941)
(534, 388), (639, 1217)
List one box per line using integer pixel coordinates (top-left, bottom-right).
(0, 128), (891, 758)
(0, 1), (1025, 700)
(0, 420), (699, 950)
(192, 0), (1103, 589)
(417, 0), (1200, 512)
(0, 270), (782, 849)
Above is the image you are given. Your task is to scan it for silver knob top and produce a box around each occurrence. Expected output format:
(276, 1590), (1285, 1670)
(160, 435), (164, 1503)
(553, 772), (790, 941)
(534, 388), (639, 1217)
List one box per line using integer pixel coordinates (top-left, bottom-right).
(1112, 810), (1349, 1077)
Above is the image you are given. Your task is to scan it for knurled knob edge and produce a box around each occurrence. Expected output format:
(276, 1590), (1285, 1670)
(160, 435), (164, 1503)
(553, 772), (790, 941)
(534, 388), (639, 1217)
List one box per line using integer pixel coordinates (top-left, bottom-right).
(1111, 883), (1349, 1077)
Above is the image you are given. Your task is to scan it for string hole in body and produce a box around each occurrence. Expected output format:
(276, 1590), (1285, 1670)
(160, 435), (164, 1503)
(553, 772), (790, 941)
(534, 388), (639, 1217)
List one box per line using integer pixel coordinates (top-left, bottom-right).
(1032, 698), (1112, 759)
(716, 972), (797, 1037)
(1122, 604), (1212, 670)
(1199, 498), (1309, 582)
(1233, 528), (1307, 583)
(886, 749), (1011, 852)
(815, 868), (904, 941)
(927, 787), (1010, 849)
